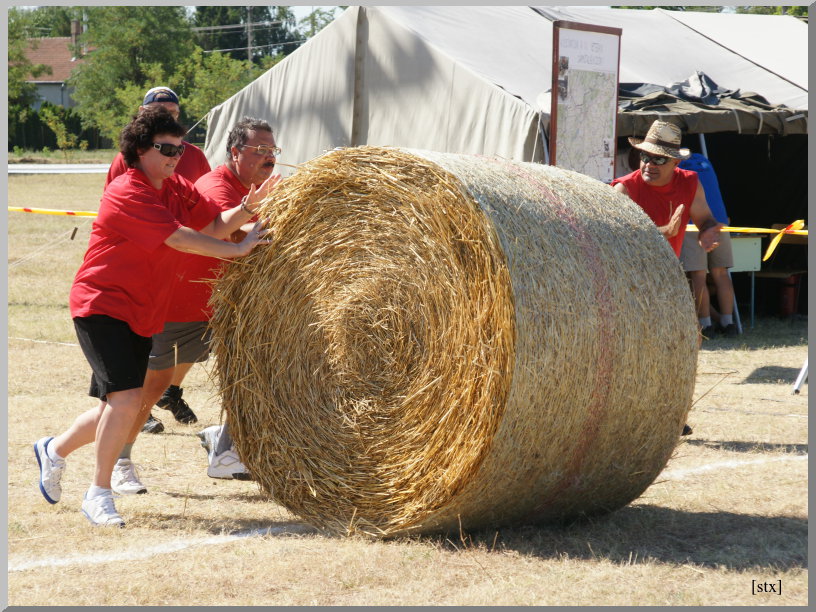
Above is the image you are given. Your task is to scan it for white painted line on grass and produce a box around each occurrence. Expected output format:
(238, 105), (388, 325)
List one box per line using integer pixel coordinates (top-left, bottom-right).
(9, 336), (80, 347)
(660, 454), (808, 481)
(8, 524), (314, 572)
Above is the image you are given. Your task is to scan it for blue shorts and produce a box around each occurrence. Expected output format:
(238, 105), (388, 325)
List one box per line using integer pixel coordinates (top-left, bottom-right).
(73, 315), (152, 401)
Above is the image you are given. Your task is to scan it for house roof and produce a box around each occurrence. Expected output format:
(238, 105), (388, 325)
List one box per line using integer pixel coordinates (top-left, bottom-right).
(22, 37), (85, 83)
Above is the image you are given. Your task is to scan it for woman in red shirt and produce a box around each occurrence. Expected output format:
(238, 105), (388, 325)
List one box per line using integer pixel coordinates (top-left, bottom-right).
(33, 107), (279, 526)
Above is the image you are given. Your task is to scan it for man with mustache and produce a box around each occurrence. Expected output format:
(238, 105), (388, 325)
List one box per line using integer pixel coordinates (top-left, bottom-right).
(612, 120), (722, 257)
(192, 117), (281, 480)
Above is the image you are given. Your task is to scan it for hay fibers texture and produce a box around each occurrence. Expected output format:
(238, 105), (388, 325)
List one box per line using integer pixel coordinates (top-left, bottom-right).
(210, 146), (698, 537)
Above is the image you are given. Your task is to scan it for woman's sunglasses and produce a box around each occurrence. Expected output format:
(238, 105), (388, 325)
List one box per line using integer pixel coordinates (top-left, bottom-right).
(639, 152), (669, 166)
(152, 142), (186, 158)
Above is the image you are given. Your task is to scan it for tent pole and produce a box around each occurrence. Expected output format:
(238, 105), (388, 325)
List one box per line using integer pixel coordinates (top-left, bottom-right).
(698, 133), (708, 158)
(540, 116), (550, 164)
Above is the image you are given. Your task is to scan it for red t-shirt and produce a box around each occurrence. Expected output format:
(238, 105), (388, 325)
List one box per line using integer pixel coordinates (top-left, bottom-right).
(160, 165), (249, 322)
(105, 140), (211, 188)
(70, 168), (221, 337)
(611, 168), (699, 256)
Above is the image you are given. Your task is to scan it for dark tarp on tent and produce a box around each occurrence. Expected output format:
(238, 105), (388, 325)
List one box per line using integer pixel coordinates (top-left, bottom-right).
(617, 71), (807, 137)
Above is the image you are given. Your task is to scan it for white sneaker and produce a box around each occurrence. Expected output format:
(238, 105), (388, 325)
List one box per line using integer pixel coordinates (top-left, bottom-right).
(111, 458), (147, 495)
(207, 449), (252, 480)
(81, 489), (125, 527)
(196, 425), (221, 455)
(34, 436), (65, 504)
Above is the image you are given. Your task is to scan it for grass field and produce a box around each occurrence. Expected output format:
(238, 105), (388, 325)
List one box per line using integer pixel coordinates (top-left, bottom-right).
(7, 148), (119, 165)
(6, 174), (808, 605)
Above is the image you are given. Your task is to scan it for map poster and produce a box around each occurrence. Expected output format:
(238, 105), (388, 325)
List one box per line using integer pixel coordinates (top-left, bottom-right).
(549, 21), (622, 183)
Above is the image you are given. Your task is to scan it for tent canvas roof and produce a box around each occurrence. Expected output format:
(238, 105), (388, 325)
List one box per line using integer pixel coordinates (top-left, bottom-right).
(204, 6), (807, 169)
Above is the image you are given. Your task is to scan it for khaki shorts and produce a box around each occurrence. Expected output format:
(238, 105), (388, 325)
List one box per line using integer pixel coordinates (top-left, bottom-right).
(680, 229), (734, 272)
(148, 321), (212, 370)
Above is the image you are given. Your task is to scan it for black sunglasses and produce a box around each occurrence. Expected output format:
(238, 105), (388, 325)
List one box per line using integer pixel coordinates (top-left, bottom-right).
(152, 142), (186, 158)
(639, 152), (669, 166)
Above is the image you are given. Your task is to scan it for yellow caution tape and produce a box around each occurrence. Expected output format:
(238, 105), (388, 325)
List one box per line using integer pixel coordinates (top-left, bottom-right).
(685, 222), (807, 236)
(8, 206), (97, 217)
(762, 219), (806, 261)
(686, 219), (807, 261)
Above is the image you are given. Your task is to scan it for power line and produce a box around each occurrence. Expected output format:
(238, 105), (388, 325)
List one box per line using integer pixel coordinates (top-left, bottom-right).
(202, 39), (307, 54)
(191, 20), (285, 32)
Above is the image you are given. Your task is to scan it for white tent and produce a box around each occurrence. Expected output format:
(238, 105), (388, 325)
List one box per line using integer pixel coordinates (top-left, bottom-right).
(204, 6), (808, 171)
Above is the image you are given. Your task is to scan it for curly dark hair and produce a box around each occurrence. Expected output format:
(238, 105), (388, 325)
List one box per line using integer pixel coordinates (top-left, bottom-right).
(226, 116), (274, 155)
(119, 106), (186, 167)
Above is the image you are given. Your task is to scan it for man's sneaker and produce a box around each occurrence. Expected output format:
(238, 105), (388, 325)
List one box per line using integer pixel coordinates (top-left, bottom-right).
(681, 424), (693, 436)
(197, 425), (221, 454)
(111, 458), (147, 495)
(34, 436), (65, 504)
(157, 385), (198, 424)
(142, 413), (164, 434)
(700, 325), (718, 340)
(81, 489), (125, 527)
(207, 449), (252, 481)
(720, 323), (739, 338)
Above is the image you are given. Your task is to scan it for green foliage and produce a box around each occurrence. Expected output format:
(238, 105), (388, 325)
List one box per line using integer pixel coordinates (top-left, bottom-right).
(8, 9), (52, 115)
(25, 5), (82, 37)
(39, 102), (86, 160)
(10, 5), (334, 145)
(298, 7), (340, 38)
(69, 6), (196, 141)
(171, 47), (271, 125)
(735, 6), (807, 16)
(612, 6), (724, 11)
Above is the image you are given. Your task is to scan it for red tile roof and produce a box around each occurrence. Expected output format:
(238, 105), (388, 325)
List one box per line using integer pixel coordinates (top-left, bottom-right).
(22, 37), (86, 83)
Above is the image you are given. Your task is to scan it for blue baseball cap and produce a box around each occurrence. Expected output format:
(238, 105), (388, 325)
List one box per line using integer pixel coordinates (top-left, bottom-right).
(143, 86), (179, 106)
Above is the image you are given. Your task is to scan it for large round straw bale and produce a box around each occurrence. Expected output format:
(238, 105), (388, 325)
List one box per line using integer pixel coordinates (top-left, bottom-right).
(209, 146), (698, 537)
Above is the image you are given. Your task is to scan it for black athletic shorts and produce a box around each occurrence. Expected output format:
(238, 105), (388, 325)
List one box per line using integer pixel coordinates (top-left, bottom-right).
(73, 314), (152, 401)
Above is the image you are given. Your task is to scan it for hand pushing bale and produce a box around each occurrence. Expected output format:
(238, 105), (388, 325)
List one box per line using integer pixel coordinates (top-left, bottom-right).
(209, 146), (698, 537)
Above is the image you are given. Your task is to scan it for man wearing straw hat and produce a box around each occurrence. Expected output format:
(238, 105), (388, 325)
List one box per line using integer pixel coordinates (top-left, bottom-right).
(107, 86), (212, 437)
(611, 120), (722, 258)
(612, 120), (722, 437)
(190, 116), (281, 479)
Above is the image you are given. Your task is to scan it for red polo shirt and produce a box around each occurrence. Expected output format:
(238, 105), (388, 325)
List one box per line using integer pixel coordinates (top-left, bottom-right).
(70, 168), (221, 337)
(611, 167), (698, 256)
(159, 164), (249, 322)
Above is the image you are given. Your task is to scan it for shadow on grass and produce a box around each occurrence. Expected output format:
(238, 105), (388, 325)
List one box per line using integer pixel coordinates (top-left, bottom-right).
(136, 511), (318, 538)
(684, 439), (808, 454)
(740, 365), (803, 384)
(449, 505), (807, 571)
(701, 316), (807, 351)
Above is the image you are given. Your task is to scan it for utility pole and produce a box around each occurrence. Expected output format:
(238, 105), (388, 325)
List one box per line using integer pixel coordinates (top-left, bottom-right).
(246, 6), (253, 63)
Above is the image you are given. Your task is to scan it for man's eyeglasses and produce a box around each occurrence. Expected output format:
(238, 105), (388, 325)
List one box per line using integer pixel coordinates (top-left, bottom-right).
(152, 142), (185, 158)
(240, 144), (281, 157)
(639, 152), (669, 166)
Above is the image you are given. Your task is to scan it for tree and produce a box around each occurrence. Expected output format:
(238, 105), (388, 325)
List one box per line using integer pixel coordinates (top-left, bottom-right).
(298, 7), (342, 38)
(69, 6), (196, 141)
(192, 5), (303, 63)
(25, 6), (83, 37)
(170, 47), (273, 125)
(39, 102), (88, 160)
(735, 6), (807, 17)
(612, 6), (724, 12)
(8, 8), (52, 138)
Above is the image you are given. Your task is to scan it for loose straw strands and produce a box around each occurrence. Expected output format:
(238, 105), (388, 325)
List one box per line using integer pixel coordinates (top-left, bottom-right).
(210, 146), (698, 537)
